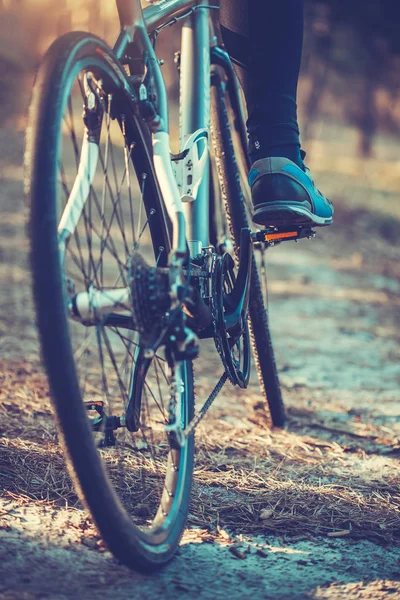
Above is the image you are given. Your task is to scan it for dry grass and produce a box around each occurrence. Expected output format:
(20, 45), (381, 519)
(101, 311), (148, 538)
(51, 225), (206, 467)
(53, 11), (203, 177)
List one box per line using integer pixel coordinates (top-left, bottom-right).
(0, 438), (76, 505)
(1, 361), (399, 544)
(191, 415), (400, 542)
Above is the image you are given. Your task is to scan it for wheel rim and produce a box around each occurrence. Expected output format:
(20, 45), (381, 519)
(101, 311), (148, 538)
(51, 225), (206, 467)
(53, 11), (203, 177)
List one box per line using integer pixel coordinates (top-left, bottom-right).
(50, 58), (192, 540)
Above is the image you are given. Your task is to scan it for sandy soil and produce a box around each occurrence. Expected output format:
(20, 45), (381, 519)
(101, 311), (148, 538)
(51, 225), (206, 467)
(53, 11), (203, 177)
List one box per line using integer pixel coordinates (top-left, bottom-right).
(0, 123), (399, 599)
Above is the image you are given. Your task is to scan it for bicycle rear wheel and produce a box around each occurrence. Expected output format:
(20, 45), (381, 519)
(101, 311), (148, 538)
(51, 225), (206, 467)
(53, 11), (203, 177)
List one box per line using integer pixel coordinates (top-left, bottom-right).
(25, 31), (194, 570)
(210, 69), (287, 427)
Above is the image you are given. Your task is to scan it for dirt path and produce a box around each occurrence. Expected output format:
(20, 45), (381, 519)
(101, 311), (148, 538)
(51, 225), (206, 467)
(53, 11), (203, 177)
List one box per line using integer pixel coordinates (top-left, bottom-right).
(0, 124), (399, 599)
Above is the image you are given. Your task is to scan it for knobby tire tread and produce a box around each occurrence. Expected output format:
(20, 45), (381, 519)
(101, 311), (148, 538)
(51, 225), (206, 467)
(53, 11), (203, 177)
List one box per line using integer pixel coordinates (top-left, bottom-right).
(210, 75), (287, 427)
(25, 31), (194, 571)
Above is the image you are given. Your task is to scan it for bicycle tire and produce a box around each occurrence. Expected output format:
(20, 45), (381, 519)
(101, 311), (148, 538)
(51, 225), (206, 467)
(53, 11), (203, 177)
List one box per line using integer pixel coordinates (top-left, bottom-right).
(25, 31), (194, 571)
(210, 71), (287, 427)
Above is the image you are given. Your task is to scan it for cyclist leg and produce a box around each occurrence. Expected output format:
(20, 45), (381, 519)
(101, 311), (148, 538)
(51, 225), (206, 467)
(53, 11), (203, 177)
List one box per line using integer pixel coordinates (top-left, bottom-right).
(219, 0), (333, 228)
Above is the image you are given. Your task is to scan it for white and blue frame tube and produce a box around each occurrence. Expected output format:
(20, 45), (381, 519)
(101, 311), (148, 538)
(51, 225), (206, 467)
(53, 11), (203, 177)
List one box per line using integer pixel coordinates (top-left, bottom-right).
(180, 2), (211, 251)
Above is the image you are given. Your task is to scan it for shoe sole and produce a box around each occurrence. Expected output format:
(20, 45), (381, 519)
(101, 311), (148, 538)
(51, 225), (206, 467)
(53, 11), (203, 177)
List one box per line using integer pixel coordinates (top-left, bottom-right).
(252, 203), (333, 228)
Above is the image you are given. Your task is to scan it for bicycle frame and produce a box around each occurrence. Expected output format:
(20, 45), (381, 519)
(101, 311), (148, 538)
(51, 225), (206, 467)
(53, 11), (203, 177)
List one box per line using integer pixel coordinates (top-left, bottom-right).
(114, 0), (212, 256)
(67, 0), (249, 323)
(45, 0), (290, 441)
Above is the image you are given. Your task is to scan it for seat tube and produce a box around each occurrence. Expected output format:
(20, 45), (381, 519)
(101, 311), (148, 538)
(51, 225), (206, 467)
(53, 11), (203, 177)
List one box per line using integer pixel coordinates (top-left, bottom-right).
(180, 4), (210, 251)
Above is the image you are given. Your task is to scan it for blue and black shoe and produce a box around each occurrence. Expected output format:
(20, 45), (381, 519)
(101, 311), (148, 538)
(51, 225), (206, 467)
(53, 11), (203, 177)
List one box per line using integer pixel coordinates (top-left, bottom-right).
(248, 157), (333, 228)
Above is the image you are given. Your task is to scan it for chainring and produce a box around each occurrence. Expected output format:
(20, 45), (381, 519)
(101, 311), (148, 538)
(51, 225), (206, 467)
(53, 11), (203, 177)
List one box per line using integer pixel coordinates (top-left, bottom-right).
(212, 253), (250, 388)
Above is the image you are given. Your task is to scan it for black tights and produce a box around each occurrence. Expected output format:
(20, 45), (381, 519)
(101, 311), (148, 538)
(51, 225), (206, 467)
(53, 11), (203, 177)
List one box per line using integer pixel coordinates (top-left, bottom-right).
(219, 0), (304, 167)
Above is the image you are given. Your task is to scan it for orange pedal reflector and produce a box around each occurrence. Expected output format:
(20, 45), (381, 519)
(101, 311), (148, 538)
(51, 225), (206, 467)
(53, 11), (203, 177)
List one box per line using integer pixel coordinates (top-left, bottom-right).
(264, 231), (298, 241)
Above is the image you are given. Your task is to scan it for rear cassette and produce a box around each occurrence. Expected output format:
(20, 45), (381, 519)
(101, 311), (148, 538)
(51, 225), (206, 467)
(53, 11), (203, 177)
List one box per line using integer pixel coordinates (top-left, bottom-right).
(128, 252), (171, 344)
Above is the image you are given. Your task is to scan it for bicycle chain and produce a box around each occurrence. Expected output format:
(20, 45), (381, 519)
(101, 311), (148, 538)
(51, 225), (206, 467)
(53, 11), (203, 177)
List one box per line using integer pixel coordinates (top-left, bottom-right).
(166, 252), (232, 444)
(182, 371), (228, 439)
(191, 252), (232, 385)
(211, 254), (243, 386)
(180, 252), (234, 440)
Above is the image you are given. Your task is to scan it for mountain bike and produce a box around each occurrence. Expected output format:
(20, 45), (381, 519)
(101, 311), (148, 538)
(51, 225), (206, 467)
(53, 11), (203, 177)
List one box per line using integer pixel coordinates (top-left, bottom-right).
(25, 0), (316, 571)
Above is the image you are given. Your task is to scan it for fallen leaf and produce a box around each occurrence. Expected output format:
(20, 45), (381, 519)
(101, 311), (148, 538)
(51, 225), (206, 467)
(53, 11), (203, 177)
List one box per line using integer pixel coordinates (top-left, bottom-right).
(218, 528), (231, 541)
(229, 545), (247, 560)
(327, 530), (350, 538)
(81, 537), (99, 549)
(260, 509), (273, 520)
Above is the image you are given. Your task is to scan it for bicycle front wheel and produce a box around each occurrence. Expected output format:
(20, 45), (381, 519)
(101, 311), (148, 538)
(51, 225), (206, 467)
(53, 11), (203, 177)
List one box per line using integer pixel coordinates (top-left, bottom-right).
(25, 32), (194, 571)
(210, 70), (287, 427)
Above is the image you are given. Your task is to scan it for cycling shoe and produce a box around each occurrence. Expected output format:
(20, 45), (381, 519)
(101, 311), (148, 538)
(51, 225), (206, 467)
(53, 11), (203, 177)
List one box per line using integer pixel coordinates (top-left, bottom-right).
(248, 157), (333, 228)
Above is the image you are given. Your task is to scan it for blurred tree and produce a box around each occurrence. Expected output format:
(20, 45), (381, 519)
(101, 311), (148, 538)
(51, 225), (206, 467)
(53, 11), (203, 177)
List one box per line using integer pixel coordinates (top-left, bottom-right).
(302, 2), (334, 141)
(0, 0), (399, 154)
(303, 0), (400, 156)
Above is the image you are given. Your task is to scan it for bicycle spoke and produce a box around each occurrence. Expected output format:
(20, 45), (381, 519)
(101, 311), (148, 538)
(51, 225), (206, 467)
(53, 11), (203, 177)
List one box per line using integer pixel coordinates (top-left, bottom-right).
(107, 134), (132, 255)
(141, 388), (158, 466)
(109, 327), (137, 355)
(122, 119), (136, 247)
(101, 326), (129, 407)
(99, 94), (113, 285)
(153, 358), (166, 418)
(93, 146), (130, 283)
(66, 99), (80, 168)
(110, 327), (168, 421)
(96, 323), (111, 408)
(109, 326), (167, 421)
(59, 162), (71, 199)
(134, 205), (154, 251)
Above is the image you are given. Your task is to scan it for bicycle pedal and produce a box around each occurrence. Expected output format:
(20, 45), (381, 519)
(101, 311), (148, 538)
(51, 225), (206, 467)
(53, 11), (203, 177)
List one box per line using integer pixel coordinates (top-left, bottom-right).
(85, 401), (104, 432)
(85, 400), (105, 415)
(253, 227), (316, 246)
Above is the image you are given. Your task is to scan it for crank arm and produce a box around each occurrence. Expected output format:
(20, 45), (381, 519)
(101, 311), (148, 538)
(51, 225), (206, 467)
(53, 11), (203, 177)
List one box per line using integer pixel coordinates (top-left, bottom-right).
(224, 227), (252, 336)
